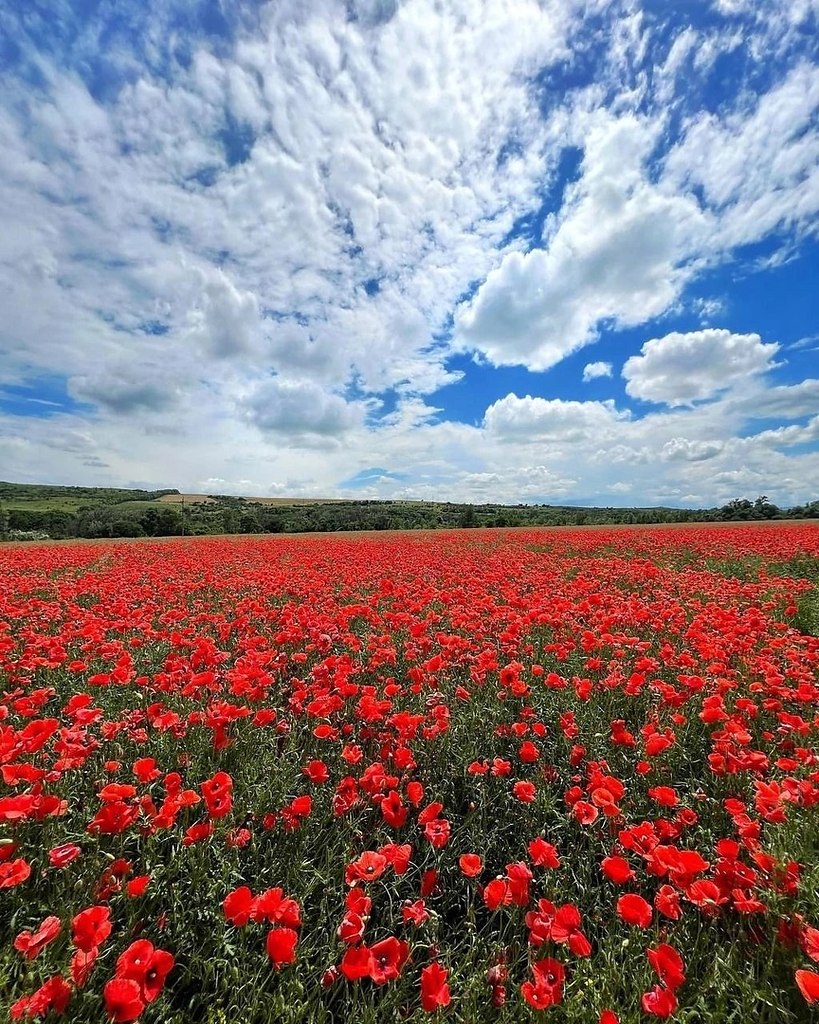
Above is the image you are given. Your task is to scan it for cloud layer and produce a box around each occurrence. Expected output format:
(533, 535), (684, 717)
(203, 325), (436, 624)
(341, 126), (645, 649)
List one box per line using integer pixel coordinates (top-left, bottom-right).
(1, 0), (817, 506)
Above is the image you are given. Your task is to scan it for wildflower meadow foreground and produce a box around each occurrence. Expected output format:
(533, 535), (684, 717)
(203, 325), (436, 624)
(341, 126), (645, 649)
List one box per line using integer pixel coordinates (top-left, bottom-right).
(1, 525), (818, 1024)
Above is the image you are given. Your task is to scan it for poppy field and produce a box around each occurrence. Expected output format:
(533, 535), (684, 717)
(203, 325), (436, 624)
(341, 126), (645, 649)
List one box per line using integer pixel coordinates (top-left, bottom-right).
(1, 525), (818, 1023)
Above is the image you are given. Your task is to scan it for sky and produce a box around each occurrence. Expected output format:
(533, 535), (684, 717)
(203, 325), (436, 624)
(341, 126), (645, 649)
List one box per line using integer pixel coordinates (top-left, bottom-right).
(0, 0), (818, 508)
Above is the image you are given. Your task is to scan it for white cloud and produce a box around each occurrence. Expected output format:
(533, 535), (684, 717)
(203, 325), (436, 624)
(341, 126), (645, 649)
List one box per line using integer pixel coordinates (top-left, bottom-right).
(622, 329), (780, 406)
(453, 112), (709, 370)
(661, 438), (724, 462)
(244, 378), (367, 440)
(0, 1), (817, 509)
(484, 393), (630, 441)
(582, 361), (613, 382)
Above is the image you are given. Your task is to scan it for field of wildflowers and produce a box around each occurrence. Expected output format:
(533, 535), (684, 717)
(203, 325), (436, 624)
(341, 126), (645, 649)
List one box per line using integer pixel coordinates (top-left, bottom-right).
(1, 526), (818, 1022)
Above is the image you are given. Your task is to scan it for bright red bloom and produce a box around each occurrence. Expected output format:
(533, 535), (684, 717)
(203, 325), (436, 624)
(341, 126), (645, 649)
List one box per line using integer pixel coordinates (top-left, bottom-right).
(369, 937), (409, 985)
(340, 945), (375, 981)
(641, 985), (679, 1018)
(420, 869), (439, 897)
(346, 851), (388, 884)
(10, 975), (72, 1021)
(573, 800), (599, 825)
(648, 786), (679, 807)
(802, 925), (819, 963)
(116, 939), (175, 1003)
(551, 903), (592, 957)
(483, 878), (513, 911)
(252, 888), (302, 927)
(14, 916), (62, 960)
(796, 970), (819, 1005)
(647, 944), (685, 990)
(459, 853), (483, 877)
(423, 818), (451, 848)
(616, 893), (653, 928)
(126, 875), (150, 898)
(48, 844), (82, 869)
(338, 911), (367, 944)
(266, 927), (298, 967)
(223, 886), (254, 927)
(601, 856), (635, 884)
(420, 963), (451, 1011)
(529, 837), (560, 868)
(71, 948), (98, 988)
(303, 759), (329, 783)
(380, 842), (412, 875)
(72, 905), (112, 952)
(104, 978), (144, 1022)
(655, 885), (683, 921)
(402, 899), (429, 926)
(0, 858), (31, 889)
(513, 780), (537, 803)
(521, 958), (565, 1009)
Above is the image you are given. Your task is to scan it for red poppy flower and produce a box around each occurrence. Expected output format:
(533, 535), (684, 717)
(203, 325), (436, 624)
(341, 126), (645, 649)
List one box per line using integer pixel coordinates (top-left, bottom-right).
(223, 886), (254, 927)
(655, 885), (683, 921)
(648, 786), (679, 807)
(0, 858), (31, 889)
(10, 975), (72, 1021)
(796, 970), (819, 1005)
(573, 800), (599, 825)
(116, 939), (175, 1003)
(601, 856), (635, 884)
(420, 869), (439, 897)
(420, 963), (451, 1011)
(71, 948), (98, 989)
(340, 945), (375, 981)
(616, 893), (653, 928)
(369, 937), (409, 985)
(72, 905), (112, 952)
(252, 888), (301, 927)
(126, 875), (150, 898)
(402, 899), (429, 926)
(528, 837), (560, 868)
(424, 818), (451, 848)
(647, 944), (685, 990)
(641, 985), (678, 1018)
(551, 904), (592, 957)
(338, 911), (367, 944)
(104, 978), (145, 1022)
(521, 958), (565, 1009)
(513, 780), (537, 803)
(459, 853), (483, 877)
(380, 843), (412, 875)
(48, 843), (82, 869)
(802, 925), (819, 963)
(266, 927), (298, 967)
(303, 759), (329, 783)
(346, 851), (388, 884)
(14, 916), (62, 960)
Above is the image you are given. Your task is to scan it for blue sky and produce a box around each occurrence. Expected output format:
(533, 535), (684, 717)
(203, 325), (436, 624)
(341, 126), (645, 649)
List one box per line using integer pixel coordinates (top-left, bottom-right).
(0, 0), (817, 506)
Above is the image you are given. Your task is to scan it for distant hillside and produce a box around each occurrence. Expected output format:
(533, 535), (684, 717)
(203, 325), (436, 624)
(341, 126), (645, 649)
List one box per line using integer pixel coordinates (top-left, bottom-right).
(0, 481), (817, 540)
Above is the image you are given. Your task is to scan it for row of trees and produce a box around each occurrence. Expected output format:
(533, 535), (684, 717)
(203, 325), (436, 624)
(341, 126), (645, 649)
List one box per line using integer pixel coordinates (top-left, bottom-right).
(2, 495), (818, 541)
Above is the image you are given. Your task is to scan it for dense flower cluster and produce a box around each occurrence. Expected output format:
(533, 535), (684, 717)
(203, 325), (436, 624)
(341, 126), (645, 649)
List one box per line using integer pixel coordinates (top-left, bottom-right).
(0, 525), (817, 1021)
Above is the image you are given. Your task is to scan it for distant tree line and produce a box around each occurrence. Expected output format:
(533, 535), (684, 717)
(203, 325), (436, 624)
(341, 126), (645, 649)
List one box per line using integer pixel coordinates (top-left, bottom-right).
(1, 493), (817, 541)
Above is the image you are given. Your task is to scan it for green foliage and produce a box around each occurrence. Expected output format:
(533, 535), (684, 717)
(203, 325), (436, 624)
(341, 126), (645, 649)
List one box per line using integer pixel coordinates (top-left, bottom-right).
(0, 482), (816, 541)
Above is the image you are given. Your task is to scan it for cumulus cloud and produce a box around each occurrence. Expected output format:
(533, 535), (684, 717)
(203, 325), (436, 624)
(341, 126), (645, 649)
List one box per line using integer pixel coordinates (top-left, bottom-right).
(186, 268), (260, 360)
(1, 0), (818, 507)
(484, 394), (630, 441)
(243, 378), (366, 439)
(453, 113), (709, 370)
(622, 329), (780, 406)
(582, 361), (613, 382)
